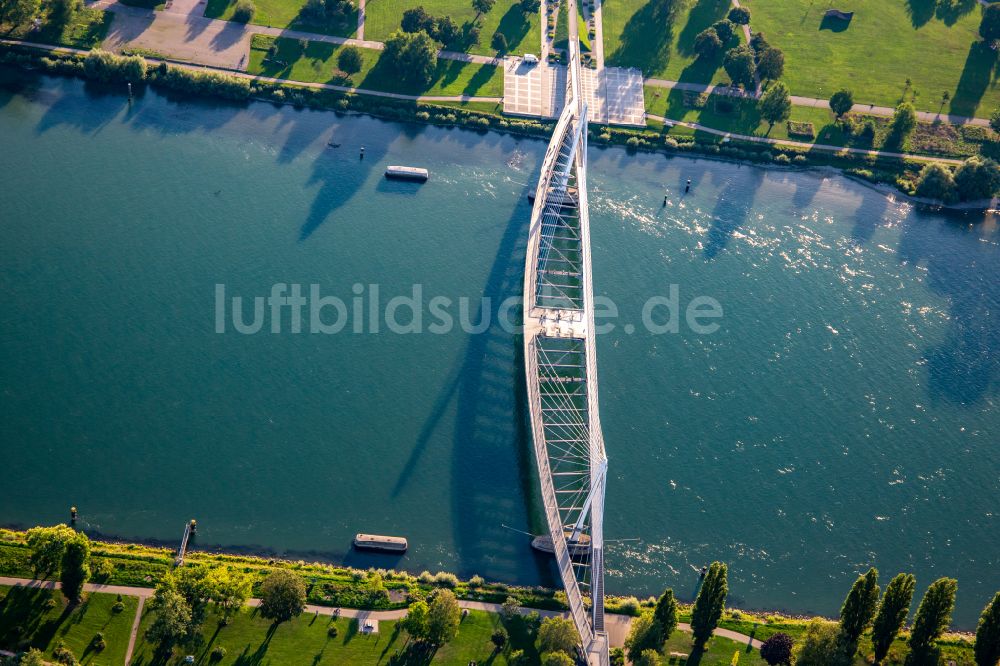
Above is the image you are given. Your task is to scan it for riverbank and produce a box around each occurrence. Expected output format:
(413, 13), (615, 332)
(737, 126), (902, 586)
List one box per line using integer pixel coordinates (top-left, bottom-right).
(0, 40), (971, 206)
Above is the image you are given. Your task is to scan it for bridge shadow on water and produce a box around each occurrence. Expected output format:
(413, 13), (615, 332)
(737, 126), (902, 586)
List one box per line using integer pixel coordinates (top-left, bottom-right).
(390, 168), (553, 586)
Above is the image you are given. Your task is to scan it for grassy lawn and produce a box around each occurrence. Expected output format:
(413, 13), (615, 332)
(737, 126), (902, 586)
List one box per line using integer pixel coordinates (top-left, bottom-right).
(0, 585), (138, 665)
(741, 0), (1000, 118)
(248, 34), (504, 96)
(643, 85), (998, 157)
(0, 7), (111, 49)
(131, 605), (540, 665)
(603, 0), (736, 82)
(364, 0), (541, 56)
(205, 0), (359, 37)
(656, 630), (767, 666)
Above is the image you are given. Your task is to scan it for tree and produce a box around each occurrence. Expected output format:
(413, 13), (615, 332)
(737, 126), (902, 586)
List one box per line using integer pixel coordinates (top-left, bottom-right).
(537, 616), (578, 656)
(757, 47), (784, 81)
(0, 0), (39, 29)
(501, 596), (520, 620)
(890, 102), (917, 141)
(491, 31), (508, 52)
(26, 524), (76, 579)
(954, 155), (1000, 201)
(728, 5), (749, 24)
(436, 15), (459, 44)
(258, 570), (306, 622)
(653, 588), (679, 644)
(691, 561), (728, 649)
(712, 18), (736, 43)
(384, 29), (438, 86)
(829, 89), (854, 118)
(624, 613), (661, 662)
(749, 31), (769, 52)
(723, 46), (756, 89)
(427, 589), (461, 645)
(541, 653), (574, 666)
(338, 45), (363, 74)
(694, 27), (722, 58)
(633, 649), (660, 666)
(520, 0), (539, 13)
(981, 3), (1000, 43)
(146, 584), (192, 648)
(759, 81), (791, 131)
(401, 600), (430, 640)
(206, 567), (253, 620)
(491, 627), (508, 651)
(471, 0), (494, 20)
(795, 620), (848, 666)
(871, 573), (917, 665)
(760, 632), (794, 665)
(990, 108), (1000, 134)
(59, 532), (90, 602)
(915, 162), (957, 202)
(908, 578), (958, 664)
(47, 0), (79, 27)
(18, 649), (46, 666)
(975, 592), (1000, 666)
(840, 568), (881, 643)
(232, 0), (254, 21)
(401, 6), (432, 32)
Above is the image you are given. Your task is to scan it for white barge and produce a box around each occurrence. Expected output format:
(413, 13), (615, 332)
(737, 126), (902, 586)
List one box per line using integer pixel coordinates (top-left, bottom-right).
(385, 166), (429, 182)
(353, 533), (408, 553)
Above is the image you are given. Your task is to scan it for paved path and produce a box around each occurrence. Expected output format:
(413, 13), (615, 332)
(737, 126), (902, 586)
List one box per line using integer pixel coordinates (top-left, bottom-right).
(646, 112), (966, 164)
(125, 596), (145, 665)
(356, 0), (365, 40)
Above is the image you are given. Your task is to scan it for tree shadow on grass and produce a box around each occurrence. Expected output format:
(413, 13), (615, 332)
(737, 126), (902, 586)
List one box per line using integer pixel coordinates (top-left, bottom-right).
(935, 0), (977, 26)
(232, 621), (279, 666)
(495, 4), (531, 51)
(818, 13), (852, 32)
(607, 0), (686, 74)
(675, 0), (729, 57)
(948, 41), (999, 118)
(906, 0), (936, 27)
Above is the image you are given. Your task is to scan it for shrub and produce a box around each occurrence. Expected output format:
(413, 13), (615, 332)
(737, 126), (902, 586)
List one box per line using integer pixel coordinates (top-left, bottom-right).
(617, 596), (640, 615)
(760, 632), (793, 665)
(337, 45), (362, 75)
(52, 644), (78, 666)
(491, 31), (508, 52)
(327, 625), (339, 637)
(469, 575), (484, 588)
(915, 162), (957, 202)
(774, 153), (791, 164)
(433, 571), (458, 588)
(210, 646), (227, 662)
(664, 137), (679, 149)
(793, 154), (807, 164)
(786, 121), (815, 139)
(954, 155), (1000, 200)
(728, 6), (750, 24)
(232, 0), (254, 21)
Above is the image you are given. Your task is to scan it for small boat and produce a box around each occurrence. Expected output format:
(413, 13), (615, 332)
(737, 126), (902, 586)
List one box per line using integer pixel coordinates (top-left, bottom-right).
(530, 532), (591, 557)
(385, 165), (429, 182)
(527, 186), (579, 208)
(327, 142), (341, 148)
(353, 533), (408, 553)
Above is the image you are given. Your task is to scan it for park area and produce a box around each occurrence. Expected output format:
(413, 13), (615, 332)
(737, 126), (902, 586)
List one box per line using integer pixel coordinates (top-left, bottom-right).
(0, 585), (138, 665)
(602, 0), (736, 82)
(0, 7), (110, 49)
(741, 0), (1000, 117)
(205, 0), (359, 37)
(247, 34), (504, 96)
(363, 0), (541, 56)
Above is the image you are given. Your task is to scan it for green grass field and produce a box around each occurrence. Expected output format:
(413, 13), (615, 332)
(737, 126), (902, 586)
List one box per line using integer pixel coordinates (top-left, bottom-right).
(205, 0), (359, 36)
(603, 0), (736, 82)
(131, 606), (540, 665)
(741, 0), (999, 118)
(660, 630), (768, 665)
(248, 34), (504, 96)
(0, 7), (111, 49)
(0, 585), (138, 665)
(364, 0), (541, 56)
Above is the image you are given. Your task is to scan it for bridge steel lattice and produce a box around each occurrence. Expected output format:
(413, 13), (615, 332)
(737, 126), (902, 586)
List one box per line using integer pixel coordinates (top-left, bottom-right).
(522, 15), (610, 665)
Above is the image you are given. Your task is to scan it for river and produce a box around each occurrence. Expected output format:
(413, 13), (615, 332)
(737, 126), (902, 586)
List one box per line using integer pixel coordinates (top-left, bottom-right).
(0, 68), (997, 627)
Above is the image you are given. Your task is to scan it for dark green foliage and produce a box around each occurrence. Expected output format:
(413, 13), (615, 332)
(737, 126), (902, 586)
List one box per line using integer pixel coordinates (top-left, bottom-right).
(652, 588), (679, 644)
(915, 162), (957, 202)
(795, 620), (851, 666)
(889, 102), (918, 144)
(401, 5), (433, 32)
(301, 0), (352, 25)
(981, 3), (1000, 42)
(259, 570), (307, 622)
(491, 30), (507, 52)
(210, 646), (227, 662)
(26, 525), (76, 579)
(872, 573), (917, 664)
(975, 592), (1000, 666)
(338, 45), (362, 74)
(990, 108), (1000, 133)
(519, 0), (539, 13)
(624, 612), (659, 662)
(954, 155), (1000, 200)
(829, 89), (854, 118)
(840, 568), (881, 643)
(759, 81), (791, 128)
(0, 0), (39, 29)
(757, 46), (784, 81)
(728, 6), (749, 24)
(146, 584), (192, 648)
(426, 589), (461, 645)
(232, 0), (253, 21)
(471, 0), (494, 18)
(694, 27), (722, 58)
(59, 533), (90, 602)
(537, 616), (578, 656)
(46, 0), (78, 26)
(712, 18), (735, 43)
(691, 561), (728, 649)
(760, 632), (793, 665)
(491, 627), (508, 650)
(908, 578), (958, 664)
(723, 45), (756, 89)
(384, 29), (438, 86)
(749, 31), (769, 52)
